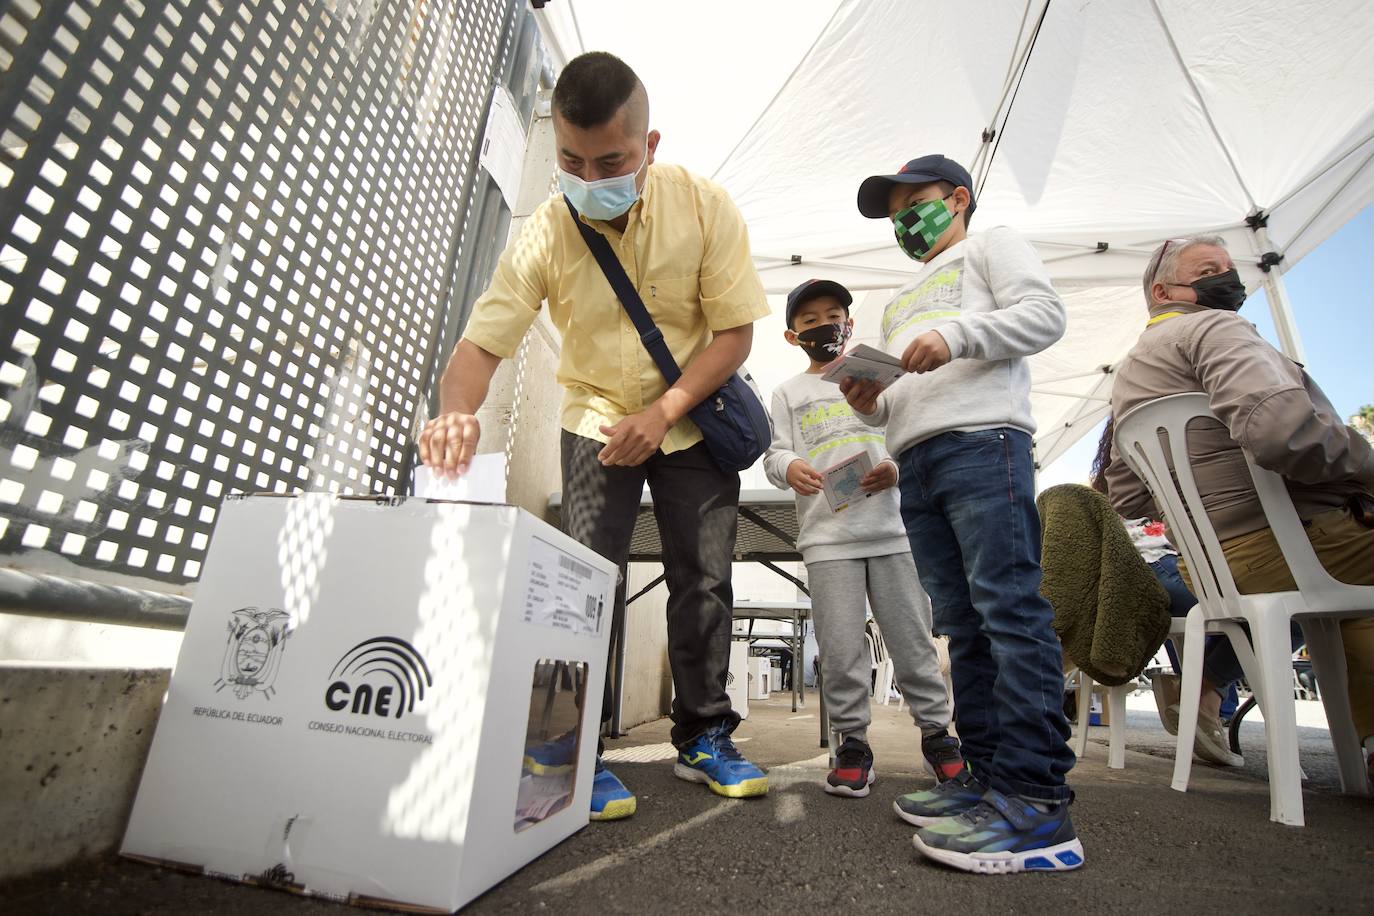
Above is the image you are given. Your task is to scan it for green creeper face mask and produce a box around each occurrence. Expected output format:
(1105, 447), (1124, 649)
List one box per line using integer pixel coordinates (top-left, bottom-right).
(892, 194), (955, 261)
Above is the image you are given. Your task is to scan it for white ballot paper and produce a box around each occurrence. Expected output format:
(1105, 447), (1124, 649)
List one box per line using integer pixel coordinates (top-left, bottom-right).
(821, 451), (873, 513)
(821, 343), (907, 391)
(414, 454), (508, 504)
(479, 86), (527, 208)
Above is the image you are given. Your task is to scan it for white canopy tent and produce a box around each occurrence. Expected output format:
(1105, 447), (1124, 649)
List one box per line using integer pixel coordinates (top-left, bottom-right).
(531, 0), (1374, 469)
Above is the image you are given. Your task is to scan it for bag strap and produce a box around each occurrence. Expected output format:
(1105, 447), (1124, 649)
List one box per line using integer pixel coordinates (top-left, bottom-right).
(564, 195), (683, 385)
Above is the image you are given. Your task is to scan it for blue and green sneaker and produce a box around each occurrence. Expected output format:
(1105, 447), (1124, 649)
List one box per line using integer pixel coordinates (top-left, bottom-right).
(912, 788), (1084, 874)
(673, 724), (769, 798)
(523, 729), (578, 776)
(893, 767), (984, 826)
(589, 758), (636, 821)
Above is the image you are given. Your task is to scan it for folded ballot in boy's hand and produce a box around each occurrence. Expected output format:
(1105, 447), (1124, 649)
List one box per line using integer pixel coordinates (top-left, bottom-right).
(821, 343), (906, 391)
(839, 376), (884, 416)
(820, 452), (873, 513)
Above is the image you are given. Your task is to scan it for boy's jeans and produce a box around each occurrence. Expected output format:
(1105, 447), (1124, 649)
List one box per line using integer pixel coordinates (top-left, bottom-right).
(896, 427), (1075, 802)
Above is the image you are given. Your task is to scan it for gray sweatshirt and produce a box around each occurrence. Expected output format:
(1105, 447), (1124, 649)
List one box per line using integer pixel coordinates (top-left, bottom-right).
(764, 371), (909, 564)
(859, 226), (1067, 456)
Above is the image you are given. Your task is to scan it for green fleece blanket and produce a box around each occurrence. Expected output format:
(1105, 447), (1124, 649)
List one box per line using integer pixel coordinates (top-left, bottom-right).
(1037, 484), (1171, 686)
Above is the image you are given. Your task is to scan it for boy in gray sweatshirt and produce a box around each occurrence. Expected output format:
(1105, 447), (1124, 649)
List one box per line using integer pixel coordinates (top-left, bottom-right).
(764, 278), (965, 799)
(845, 155), (1081, 874)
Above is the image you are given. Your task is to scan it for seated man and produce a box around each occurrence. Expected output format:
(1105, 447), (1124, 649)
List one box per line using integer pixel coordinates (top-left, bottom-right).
(1105, 235), (1374, 786)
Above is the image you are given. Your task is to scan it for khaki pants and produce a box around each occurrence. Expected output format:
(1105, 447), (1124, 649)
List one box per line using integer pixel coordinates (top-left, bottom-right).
(1184, 508), (1374, 741)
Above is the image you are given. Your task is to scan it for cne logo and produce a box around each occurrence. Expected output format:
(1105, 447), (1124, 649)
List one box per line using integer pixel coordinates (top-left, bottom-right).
(324, 637), (433, 719)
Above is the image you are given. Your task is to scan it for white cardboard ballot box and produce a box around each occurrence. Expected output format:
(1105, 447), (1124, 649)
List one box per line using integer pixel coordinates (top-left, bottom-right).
(121, 493), (616, 913)
(726, 641), (749, 720)
(747, 656), (771, 700)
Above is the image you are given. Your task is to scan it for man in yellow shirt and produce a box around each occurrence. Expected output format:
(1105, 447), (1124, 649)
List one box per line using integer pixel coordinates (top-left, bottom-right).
(419, 52), (771, 819)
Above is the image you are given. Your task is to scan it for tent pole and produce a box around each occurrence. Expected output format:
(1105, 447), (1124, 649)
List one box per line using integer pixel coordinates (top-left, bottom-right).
(1261, 267), (1307, 364)
(1248, 220), (1307, 364)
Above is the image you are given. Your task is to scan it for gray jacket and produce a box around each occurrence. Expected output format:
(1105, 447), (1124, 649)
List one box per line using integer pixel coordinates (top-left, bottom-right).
(1106, 302), (1374, 542)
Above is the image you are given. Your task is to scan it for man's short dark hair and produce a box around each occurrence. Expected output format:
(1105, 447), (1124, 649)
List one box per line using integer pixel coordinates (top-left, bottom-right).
(553, 52), (644, 129)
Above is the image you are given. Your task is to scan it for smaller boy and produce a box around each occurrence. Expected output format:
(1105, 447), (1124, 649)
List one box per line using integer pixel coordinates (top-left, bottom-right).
(764, 278), (965, 799)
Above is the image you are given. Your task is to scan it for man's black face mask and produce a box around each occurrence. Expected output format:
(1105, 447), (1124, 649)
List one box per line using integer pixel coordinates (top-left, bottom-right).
(1185, 269), (1247, 311)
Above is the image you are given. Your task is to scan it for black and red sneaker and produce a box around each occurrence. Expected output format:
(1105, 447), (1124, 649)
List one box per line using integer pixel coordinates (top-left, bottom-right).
(825, 736), (876, 797)
(921, 729), (967, 783)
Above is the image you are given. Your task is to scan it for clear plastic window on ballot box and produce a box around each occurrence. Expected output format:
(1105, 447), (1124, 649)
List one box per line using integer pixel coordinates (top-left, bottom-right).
(515, 659), (589, 831)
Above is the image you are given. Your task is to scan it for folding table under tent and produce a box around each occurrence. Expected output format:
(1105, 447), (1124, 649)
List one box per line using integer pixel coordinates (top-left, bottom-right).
(533, 0), (1374, 468)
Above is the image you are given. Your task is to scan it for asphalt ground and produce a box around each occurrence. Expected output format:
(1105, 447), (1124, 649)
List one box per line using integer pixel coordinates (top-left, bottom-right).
(4, 692), (1373, 916)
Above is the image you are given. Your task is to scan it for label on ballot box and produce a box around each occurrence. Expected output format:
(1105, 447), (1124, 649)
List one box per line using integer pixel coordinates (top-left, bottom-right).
(523, 536), (610, 636)
(121, 493), (616, 913)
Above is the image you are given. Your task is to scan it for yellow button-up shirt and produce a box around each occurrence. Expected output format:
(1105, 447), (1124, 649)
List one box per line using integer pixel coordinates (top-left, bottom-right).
(461, 163), (770, 454)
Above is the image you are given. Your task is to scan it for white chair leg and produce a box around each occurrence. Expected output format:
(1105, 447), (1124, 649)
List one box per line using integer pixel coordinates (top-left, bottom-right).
(1108, 683), (1128, 769)
(1172, 608), (1208, 792)
(1252, 610), (1305, 826)
(1218, 620), (1264, 712)
(1168, 615), (1189, 675)
(1075, 670), (1091, 759)
(1303, 618), (1370, 796)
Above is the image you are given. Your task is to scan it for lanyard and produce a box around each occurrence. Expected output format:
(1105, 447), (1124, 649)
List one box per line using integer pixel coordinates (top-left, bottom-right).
(1147, 310), (1186, 327)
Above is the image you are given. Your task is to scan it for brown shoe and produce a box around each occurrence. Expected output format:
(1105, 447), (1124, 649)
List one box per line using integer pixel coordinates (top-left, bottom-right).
(1152, 673), (1181, 736)
(1194, 712), (1244, 767)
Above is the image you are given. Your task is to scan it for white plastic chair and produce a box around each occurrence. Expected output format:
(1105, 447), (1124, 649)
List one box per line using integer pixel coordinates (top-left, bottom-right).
(1070, 670), (1130, 769)
(1069, 616), (1186, 770)
(874, 657), (896, 705)
(1115, 392), (1373, 825)
(865, 620), (898, 704)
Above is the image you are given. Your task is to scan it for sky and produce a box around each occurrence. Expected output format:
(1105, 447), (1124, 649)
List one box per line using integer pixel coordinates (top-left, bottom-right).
(1035, 204), (1374, 492)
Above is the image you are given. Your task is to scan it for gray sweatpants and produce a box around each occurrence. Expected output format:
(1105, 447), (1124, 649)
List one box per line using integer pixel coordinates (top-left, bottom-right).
(809, 551), (950, 742)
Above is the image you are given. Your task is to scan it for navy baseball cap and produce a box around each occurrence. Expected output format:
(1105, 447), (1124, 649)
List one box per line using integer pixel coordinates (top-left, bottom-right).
(856, 154), (977, 219)
(785, 279), (853, 328)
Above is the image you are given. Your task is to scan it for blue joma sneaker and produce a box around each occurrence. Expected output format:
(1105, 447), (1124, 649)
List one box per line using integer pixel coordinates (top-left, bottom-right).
(912, 788), (1084, 874)
(674, 724), (769, 798)
(523, 729), (578, 776)
(589, 757), (636, 822)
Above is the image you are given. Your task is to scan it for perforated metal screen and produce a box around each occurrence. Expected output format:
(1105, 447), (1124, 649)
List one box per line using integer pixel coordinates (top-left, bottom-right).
(0, 0), (532, 587)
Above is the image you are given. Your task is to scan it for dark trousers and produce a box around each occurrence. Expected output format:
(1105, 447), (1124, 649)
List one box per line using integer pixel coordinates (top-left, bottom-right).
(559, 431), (741, 747)
(896, 428), (1076, 802)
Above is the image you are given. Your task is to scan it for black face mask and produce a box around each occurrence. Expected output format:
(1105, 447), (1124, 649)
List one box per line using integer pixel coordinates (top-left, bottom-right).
(1187, 269), (1246, 311)
(796, 323), (850, 362)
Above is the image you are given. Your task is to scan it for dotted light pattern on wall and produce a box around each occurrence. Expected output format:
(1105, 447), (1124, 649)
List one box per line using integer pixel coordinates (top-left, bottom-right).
(0, 0), (522, 584)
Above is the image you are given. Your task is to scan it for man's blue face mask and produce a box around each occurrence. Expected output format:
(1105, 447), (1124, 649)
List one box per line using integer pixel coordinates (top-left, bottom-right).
(558, 143), (648, 220)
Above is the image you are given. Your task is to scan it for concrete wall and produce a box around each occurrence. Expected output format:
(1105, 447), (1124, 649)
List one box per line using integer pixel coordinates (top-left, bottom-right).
(0, 616), (181, 666)
(621, 564), (672, 729)
(0, 664), (167, 881)
(485, 328), (564, 519)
